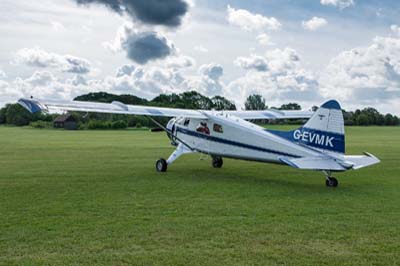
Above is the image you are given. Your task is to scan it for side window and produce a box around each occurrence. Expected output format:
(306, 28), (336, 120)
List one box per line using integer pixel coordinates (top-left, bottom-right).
(184, 119), (190, 127)
(213, 123), (223, 133)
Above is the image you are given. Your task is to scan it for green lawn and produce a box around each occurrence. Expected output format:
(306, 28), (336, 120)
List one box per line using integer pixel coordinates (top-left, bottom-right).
(0, 126), (399, 266)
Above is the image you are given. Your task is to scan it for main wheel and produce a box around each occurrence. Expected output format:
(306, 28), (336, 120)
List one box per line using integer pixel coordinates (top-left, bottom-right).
(325, 177), (338, 187)
(156, 158), (168, 172)
(212, 156), (223, 168)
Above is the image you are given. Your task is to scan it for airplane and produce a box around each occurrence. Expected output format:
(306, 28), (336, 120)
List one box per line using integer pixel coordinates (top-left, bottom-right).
(18, 97), (380, 187)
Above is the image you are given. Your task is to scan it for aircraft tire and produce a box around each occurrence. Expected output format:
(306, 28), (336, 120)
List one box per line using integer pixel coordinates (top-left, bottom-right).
(325, 177), (338, 187)
(212, 156), (223, 168)
(156, 158), (168, 172)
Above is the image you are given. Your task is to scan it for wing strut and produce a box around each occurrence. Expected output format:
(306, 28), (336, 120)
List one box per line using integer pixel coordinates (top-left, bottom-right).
(145, 115), (194, 151)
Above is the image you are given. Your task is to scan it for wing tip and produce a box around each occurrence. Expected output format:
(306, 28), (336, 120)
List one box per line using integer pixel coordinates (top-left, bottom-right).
(18, 98), (46, 113)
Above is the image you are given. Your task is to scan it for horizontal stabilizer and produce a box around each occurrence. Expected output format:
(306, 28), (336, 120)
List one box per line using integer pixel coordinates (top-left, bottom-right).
(343, 152), (380, 170)
(280, 152), (380, 171)
(279, 157), (347, 171)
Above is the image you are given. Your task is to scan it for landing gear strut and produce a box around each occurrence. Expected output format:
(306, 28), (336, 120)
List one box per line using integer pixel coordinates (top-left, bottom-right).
(155, 143), (194, 172)
(323, 170), (338, 187)
(212, 156), (223, 168)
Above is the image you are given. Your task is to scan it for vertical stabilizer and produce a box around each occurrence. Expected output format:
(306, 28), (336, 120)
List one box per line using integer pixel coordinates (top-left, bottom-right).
(266, 100), (345, 154)
(298, 100), (345, 153)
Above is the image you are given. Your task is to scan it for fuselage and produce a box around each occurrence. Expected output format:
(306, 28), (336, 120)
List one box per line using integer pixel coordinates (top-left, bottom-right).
(166, 113), (320, 164)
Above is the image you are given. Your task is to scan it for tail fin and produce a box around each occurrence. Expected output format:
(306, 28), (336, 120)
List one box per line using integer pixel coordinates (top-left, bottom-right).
(298, 100), (345, 153)
(267, 100), (345, 154)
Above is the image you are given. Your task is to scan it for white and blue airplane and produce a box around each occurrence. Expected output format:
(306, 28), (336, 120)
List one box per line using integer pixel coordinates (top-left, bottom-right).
(18, 97), (380, 187)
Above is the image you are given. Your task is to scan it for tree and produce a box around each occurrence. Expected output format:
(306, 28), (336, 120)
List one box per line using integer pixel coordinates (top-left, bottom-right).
(280, 103), (301, 110)
(0, 107), (6, 124)
(384, 114), (394, 125)
(211, 96), (236, 110)
(244, 94), (266, 110)
(180, 91), (213, 110)
(5, 104), (34, 126)
(356, 114), (370, 126)
(393, 115), (400, 126)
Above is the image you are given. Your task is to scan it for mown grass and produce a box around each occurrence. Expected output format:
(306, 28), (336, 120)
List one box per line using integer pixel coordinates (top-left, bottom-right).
(0, 126), (399, 266)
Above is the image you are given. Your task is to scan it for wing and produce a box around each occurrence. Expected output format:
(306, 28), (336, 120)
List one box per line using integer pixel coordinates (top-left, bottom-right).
(18, 98), (313, 120)
(279, 152), (380, 171)
(225, 110), (314, 120)
(18, 98), (207, 119)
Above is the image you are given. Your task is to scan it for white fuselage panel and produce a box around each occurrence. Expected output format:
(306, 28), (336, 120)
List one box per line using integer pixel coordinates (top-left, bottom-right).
(173, 114), (318, 163)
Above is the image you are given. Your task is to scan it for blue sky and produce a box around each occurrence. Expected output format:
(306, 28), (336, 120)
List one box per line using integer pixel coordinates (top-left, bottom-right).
(0, 0), (399, 114)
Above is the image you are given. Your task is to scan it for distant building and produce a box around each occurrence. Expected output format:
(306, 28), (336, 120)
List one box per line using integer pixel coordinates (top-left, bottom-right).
(53, 115), (77, 130)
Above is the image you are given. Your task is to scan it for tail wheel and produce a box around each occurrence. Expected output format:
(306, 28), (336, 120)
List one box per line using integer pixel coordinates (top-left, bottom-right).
(325, 177), (338, 187)
(156, 158), (168, 172)
(212, 156), (223, 168)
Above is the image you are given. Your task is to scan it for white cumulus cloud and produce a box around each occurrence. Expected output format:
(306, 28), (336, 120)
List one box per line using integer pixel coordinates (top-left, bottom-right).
(227, 5), (281, 32)
(229, 48), (321, 107)
(319, 36), (400, 104)
(302, 17), (328, 31)
(320, 0), (355, 9)
(14, 48), (91, 74)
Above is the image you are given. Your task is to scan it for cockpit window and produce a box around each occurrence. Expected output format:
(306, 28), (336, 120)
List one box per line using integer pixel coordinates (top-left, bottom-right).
(213, 123), (223, 133)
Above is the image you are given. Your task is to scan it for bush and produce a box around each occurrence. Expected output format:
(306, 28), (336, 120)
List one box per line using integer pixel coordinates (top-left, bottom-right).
(29, 120), (52, 129)
(88, 120), (111, 130)
(87, 120), (127, 130)
(111, 120), (128, 129)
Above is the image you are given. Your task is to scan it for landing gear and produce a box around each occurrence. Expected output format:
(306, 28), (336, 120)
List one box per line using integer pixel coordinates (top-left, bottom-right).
(156, 158), (167, 172)
(212, 156), (223, 168)
(325, 177), (338, 187)
(156, 143), (194, 173)
(323, 170), (339, 187)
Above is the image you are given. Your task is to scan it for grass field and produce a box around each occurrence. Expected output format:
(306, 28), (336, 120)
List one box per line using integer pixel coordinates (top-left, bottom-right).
(0, 125), (399, 266)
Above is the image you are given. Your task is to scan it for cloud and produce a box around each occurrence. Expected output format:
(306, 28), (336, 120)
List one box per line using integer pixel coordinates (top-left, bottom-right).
(391, 25), (400, 36)
(116, 64), (136, 77)
(180, 63), (225, 96)
(319, 36), (400, 104)
(194, 45), (209, 53)
(74, 0), (189, 27)
(165, 55), (195, 69)
(0, 69), (6, 79)
(105, 23), (176, 64)
(256, 33), (274, 46)
(229, 48), (321, 106)
(320, 0), (355, 9)
(227, 5), (281, 32)
(199, 63), (223, 80)
(14, 48), (91, 74)
(50, 21), (65, 32)
(234, 54), (268, 72)
(302, 17), (328, 31)
(0, 80), (23, 107)
(11, 71), (91, 101)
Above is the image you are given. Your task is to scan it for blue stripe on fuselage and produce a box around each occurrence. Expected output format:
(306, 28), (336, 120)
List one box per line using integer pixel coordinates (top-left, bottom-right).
(176, 127), (300, 158)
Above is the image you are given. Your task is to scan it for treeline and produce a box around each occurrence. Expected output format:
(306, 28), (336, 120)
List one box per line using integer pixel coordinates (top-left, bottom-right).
(343, 108), (400, 126)
(0, 91), (399, 128)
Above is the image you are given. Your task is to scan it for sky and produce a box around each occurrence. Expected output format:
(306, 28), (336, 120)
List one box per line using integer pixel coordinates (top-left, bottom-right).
(0, 0), (400, 114)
